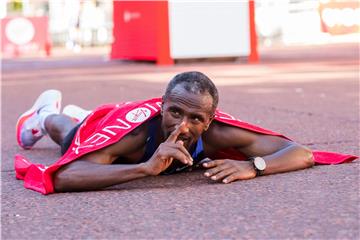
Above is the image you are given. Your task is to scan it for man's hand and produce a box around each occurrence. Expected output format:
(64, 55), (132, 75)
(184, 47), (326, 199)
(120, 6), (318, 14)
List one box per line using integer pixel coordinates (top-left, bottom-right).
(202, 159), (256, 184)
(143, 123), (193, 176)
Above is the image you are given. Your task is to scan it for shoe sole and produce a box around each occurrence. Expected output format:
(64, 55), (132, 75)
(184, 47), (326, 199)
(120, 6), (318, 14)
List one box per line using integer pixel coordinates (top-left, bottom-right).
(16, 90), (61, 149)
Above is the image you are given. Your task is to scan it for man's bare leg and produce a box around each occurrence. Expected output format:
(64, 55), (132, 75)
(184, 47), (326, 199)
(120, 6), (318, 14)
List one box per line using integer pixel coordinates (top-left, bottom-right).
(44, 114), (78, 146)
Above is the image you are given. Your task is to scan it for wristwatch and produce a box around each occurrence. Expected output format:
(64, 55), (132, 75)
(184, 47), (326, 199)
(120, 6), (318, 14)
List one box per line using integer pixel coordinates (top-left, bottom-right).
(250, 156), (266, 176)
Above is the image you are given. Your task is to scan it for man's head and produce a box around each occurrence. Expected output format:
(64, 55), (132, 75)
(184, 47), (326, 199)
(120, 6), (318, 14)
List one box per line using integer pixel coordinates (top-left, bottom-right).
(163, 71), (219, 113)
(161, 71), (219, 148)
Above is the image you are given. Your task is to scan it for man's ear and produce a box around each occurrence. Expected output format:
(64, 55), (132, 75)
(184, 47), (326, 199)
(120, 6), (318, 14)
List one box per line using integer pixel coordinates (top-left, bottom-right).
(204, 114), (215, 131)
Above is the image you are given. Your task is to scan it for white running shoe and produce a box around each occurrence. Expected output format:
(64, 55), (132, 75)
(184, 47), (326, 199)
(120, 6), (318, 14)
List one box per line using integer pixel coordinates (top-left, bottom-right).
(16, 90), (62, 149)
(62, 104), (91, 123)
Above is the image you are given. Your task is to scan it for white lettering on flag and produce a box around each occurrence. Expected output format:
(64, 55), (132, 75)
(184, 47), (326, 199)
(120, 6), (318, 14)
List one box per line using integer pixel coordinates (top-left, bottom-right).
(145, 103), (158, 112)
(103, 119), (131, 135)
(85, 133), (111, 145)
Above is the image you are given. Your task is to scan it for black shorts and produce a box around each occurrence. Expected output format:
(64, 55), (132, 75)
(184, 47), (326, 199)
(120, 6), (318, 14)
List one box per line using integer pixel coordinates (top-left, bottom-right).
(60, 123), (82, 155)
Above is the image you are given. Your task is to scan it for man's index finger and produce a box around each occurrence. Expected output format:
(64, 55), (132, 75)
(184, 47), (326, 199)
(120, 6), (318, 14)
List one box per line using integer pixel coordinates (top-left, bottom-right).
(166, 123), (185, 143)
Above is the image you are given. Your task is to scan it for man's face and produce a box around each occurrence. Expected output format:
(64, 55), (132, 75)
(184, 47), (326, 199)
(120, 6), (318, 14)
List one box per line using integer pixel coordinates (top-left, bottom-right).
(161, 85), (214, 149)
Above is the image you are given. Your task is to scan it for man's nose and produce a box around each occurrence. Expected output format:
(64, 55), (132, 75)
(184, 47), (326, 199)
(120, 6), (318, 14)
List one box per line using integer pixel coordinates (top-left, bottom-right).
(180, 117), (190, 130)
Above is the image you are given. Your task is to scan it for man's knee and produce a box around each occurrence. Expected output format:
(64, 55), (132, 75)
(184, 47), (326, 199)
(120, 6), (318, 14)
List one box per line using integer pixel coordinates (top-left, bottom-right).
(45, 114), (75, 134)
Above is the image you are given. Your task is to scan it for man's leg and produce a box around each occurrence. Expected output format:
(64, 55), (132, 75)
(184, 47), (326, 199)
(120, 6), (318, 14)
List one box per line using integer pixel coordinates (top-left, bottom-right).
(46, 103), (92, 146)
(43, 114), (77, 146)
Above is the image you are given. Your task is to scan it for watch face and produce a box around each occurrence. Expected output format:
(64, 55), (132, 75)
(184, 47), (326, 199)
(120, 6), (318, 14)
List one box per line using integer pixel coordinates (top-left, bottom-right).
(254, 157), (266, 170)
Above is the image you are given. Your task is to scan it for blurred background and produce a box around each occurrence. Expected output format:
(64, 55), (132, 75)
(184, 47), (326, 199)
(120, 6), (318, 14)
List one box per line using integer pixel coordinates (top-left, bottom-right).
(0, 0), (359, 62)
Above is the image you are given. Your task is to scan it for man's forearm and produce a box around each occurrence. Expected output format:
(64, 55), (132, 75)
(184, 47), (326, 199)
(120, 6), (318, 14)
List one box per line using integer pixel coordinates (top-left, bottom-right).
(261, 143), (314, 176)
(54, 161), (149, 192)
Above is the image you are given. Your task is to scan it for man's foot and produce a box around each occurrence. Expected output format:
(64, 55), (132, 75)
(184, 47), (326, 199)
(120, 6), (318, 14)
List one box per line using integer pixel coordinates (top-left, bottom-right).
(63, 104), (91, 123)
(16, 90), (62, 149)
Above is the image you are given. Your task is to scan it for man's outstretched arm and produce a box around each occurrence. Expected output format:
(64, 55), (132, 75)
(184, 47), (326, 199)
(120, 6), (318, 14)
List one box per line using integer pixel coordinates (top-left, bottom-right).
(202, 124), (314, 183)
(54, 123), (193, 192)
(53, 160), (150, 192)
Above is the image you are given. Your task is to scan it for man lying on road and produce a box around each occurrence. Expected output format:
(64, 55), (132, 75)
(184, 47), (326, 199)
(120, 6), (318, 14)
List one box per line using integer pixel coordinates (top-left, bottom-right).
(15, 71), (356, 194)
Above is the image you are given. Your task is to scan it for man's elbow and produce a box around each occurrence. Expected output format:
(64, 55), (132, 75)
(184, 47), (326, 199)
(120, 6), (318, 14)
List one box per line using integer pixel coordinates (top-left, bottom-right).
(301, 146), (315, 168)
(53, 168), (73, 192)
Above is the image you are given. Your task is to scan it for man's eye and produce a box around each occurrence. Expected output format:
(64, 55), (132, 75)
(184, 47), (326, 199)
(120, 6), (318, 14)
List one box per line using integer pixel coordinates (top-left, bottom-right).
(171, 110), (180, 116)
(191, 117), (202, 123)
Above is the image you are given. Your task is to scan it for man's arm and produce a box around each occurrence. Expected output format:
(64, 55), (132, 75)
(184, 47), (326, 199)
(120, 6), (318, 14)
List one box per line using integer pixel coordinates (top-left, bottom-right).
(53, 159), (149, 192)
(54, 123), (193, 192)
(202, 123), (314, 183)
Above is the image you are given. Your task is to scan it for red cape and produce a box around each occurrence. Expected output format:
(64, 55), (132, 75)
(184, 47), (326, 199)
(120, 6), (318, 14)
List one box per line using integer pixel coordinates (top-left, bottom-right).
(14, 98), (357, 194)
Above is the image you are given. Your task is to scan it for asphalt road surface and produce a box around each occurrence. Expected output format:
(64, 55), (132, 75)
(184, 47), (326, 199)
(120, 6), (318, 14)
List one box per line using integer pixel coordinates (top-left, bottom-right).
(2, 43), (359, 239)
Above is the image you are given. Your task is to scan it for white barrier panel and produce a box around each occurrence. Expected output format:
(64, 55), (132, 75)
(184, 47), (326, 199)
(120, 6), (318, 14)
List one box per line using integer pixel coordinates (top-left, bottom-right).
(169, 0), (250, 59)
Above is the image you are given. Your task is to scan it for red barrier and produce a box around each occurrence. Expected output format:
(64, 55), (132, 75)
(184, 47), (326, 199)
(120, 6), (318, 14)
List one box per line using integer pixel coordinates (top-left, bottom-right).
(248, 0), (258, 63)
(1, 16), (51, 57)
(111, 1), (256, 65)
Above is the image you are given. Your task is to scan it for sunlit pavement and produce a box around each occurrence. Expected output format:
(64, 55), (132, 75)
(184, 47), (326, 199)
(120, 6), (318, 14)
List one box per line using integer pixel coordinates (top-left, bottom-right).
(2, 43), (359, 239)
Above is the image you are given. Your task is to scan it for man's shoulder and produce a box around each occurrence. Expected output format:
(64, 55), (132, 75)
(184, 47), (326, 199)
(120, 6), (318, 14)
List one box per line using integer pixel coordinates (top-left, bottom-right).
(115, 118), (154, 145)
(88, 119), (153, 162)
(203, 121), (228, 144)
(206, 120), (234, 134)
(203, 120), (255, 150)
